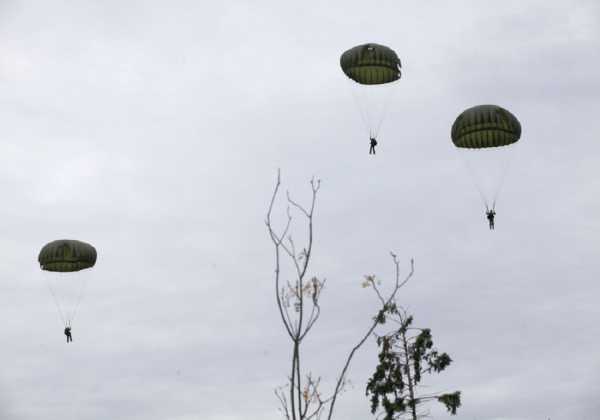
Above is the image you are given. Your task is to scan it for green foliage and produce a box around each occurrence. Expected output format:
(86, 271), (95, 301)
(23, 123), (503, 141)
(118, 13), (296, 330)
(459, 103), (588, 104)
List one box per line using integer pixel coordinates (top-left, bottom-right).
(365, 308), (461, 420)
(437, 392), (462, 415)
(374, 302), (400, 325)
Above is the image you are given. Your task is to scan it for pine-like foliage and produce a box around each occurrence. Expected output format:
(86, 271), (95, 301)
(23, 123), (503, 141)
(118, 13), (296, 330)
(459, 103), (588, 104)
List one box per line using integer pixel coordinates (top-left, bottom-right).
(365, 306), (461, 419)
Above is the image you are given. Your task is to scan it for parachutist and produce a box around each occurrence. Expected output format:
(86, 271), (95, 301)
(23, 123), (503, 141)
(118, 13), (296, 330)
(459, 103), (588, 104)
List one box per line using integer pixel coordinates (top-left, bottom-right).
(64, 326), (72, 343)
(39, 239), (97, 335)
(486, 209), (496, 230)
(341, 44), (400, 151)
(451, 105), (521, 223)
(369, 137), (377, 155)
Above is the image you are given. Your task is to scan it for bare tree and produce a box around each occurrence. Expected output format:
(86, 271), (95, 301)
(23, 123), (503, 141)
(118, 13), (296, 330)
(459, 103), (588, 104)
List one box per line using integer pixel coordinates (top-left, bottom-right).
(266, 170), (414, 420)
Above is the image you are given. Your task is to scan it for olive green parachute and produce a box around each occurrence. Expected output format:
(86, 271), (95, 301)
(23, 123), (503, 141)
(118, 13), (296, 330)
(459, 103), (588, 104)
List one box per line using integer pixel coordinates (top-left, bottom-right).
(38, 239), (97, 272)
(340, 43), (401, 85)
(451, 105), (521, 149)
(39, 239), (97, 327)
(451, 104), (522, 213)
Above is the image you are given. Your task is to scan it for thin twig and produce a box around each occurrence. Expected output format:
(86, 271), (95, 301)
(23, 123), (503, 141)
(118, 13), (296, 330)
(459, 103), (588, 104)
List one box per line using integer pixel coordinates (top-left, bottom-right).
(326, 255), (414, 420)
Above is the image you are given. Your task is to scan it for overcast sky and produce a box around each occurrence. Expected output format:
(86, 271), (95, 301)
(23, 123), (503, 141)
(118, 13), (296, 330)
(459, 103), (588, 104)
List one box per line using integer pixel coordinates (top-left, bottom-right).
(1, 1), (599, 419)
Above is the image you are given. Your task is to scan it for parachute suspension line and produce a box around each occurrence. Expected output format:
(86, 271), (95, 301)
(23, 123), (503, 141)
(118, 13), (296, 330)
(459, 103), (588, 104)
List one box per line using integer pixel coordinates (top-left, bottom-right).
(347, 79), (398, 139)
(371, 79), (399, 139)
(44, 279), (67, 327)
(43, 273), (90, 327)
(69, 273), (91, 325)
(349, 81), (373, 137)
(459, 151), (491, 210)
(490, 145), (518, 212)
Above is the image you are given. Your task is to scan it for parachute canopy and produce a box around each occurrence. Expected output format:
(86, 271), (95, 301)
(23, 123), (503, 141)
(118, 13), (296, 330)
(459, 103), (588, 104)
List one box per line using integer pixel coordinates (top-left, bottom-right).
(451, 105), (521, 149)
(38, 239), (97, 272)
(340, 43), (401, 85)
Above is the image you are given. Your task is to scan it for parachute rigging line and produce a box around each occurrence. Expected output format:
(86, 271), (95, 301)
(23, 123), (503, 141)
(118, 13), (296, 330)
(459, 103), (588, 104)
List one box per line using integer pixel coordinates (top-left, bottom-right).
(69, 273), (90, 325)
(459, 151), (492, 211)
(348, 79), (398, 139)
(45, 279), (67, 327)
(490, 145), (518, 210)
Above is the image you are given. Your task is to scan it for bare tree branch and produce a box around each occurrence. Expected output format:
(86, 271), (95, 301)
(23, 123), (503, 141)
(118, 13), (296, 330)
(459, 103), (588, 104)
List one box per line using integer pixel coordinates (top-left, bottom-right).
(267, 171), (322, 420)
(326, 255), (414, 420)
(275, 386), (291, 420)
(268, 171), (413, 420)
(266, 170), (296, 341)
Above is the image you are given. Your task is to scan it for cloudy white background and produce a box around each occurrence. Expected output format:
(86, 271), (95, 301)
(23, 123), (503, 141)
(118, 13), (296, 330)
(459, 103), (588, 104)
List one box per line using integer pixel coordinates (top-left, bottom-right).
(1, 1), (599, 419)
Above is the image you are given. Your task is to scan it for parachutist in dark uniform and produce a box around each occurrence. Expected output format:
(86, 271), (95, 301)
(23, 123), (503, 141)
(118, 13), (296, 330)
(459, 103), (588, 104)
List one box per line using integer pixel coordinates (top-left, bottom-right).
(64, 326), (72, 343)
(369, 137), (377, 155)
(486, 209), (496, 230)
